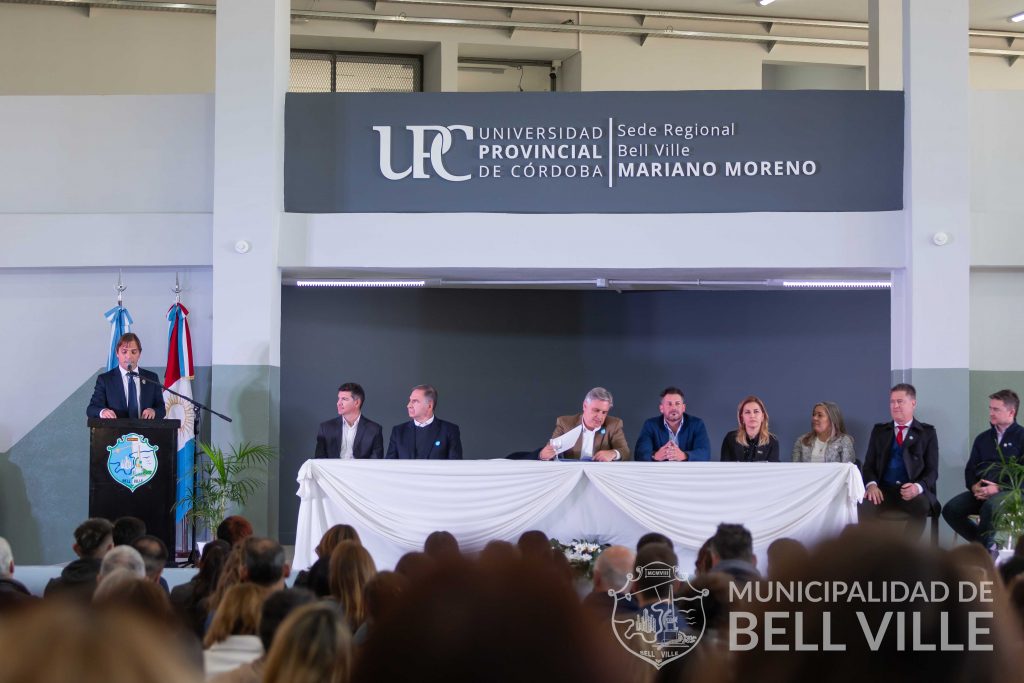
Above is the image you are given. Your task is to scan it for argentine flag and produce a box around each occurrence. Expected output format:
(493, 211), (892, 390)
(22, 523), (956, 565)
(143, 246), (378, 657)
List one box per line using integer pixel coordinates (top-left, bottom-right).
(164, 302), (195, 522)
(104, 304), (133, 371)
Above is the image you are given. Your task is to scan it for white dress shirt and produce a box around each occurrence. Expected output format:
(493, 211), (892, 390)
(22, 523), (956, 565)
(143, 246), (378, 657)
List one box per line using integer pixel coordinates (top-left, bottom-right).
(339, 415), (360, 459)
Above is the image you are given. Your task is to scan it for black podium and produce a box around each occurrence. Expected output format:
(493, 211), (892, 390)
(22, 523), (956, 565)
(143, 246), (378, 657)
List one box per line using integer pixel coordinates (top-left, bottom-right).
(89, 418), (180, 556)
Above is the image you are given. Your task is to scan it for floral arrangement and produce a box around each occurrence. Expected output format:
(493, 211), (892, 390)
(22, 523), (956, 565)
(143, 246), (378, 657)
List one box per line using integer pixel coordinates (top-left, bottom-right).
(551, 538), (610, 579)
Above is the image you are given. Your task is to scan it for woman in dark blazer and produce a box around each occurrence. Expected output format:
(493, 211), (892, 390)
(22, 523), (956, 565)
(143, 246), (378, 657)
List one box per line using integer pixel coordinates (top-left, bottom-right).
(720, 395), (780, 462)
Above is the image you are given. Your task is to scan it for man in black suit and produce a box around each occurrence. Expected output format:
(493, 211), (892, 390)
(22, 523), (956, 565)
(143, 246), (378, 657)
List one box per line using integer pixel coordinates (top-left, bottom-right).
(942, 389), (1024, 550)
(86, 333), (166, 419)
(386, 384), (462, 460)
(313, 382), (383, 459)
(860, 382), (939, 538)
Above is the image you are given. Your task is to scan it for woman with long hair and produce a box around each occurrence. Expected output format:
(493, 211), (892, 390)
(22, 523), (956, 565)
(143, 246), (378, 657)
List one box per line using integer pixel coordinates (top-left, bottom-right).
(328, 541), (376, 631)
(263, 603), (352, 683)
(294, 525), (361, 597)
(720, 395), (779, 462)
(791, 401), (856, 464)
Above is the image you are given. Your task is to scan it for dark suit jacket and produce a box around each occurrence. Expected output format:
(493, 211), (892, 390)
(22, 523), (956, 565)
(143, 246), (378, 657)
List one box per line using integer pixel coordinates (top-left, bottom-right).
(550, 414), (631, 461)
(634, 414), (711, 462)
(386, 419), (463, 460)
(314, 416), (384, 459)
(861, 419), (939, 513)
(86, 367), (166, 419)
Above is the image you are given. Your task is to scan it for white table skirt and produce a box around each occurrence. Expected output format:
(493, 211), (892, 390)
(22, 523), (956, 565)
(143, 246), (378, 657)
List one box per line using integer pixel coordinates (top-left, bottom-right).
(294, 460), (865, 574)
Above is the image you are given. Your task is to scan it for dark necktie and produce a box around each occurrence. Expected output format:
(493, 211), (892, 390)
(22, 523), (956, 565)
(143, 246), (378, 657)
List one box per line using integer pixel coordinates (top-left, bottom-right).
(127, 371), (139, 419)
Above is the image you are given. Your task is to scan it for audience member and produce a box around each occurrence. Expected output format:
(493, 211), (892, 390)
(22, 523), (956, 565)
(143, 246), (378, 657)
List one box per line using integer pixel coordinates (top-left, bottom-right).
(172, 539), (232, 639)
(206, 543), (246, 627)
(0, 536), (34, 612)
(637, 531), (674, 552)
(216, 516), (254, 547)
(210, 588), (317, 683)
(133, 534), (170, 590)
(329, 540), (377, 631)
(709, 523), (760, 583)
(203, 583), (267, 678)
(539, 387), (630, 461)
(241, 536), (290, 589)
(424, 530), (461, 561)
(394, 551), (437, 584)
(634, 386), (712, 461)
(0, 601), (202, 683)
(98, 544), (147, 582)
(263, 603), (353, 683)
(582, 545), (636, 619)
(765, 537), (809, 580)
(94, 574), (177, 623)
(694, 538), (714, 576)
(295, 525), (361, 597)
(112, 516), (148, 546)
(479, 540), (520, 571)
(721, 395), (780, 462)
(353, 571), (410, 646)
(44, 517), (114, 602)
(791, 401), (857, 464)
(516, 530), (551, 561)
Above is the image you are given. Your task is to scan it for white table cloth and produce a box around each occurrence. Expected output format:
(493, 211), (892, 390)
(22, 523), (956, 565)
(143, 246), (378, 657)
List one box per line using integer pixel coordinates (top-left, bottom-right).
(294, 460), (864, 573)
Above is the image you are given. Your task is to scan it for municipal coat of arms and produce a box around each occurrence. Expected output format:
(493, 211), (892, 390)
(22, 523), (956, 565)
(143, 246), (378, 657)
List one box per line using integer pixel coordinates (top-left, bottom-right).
(106, 433), (159, 492)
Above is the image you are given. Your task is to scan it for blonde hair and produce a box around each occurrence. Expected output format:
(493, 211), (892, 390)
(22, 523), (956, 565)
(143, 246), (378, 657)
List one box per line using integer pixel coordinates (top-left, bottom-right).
(203, 582), (267, 648)
(207, 541), (245, 614)
(263, 603), (352, 683)
(316, 524), (361, 559)
(799, 401), (850, 447)
(328, 541), (376, 630)
(735, 395), (771, 448)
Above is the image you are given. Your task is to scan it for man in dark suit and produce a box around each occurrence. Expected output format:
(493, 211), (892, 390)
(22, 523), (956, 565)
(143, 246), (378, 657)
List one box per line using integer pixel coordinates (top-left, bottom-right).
(942, 389), (1024, 550)
(314, 382), (383, 459)
(634, 386), (711, 462)
(860, 382), (939, 538)
(386, 384), (462, 459)
(539, 387), (630, 461)
(86, 333), (166, 419)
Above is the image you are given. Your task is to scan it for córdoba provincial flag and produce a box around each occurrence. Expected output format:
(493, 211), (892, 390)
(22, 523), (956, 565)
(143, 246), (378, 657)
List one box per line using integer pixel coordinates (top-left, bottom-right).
(164, 302), (195, 521)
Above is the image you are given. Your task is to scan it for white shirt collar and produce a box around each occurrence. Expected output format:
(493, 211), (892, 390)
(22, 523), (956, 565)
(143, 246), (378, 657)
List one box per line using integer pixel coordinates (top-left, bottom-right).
(414, 415), (435, 428)
(894, 419), (914, 429)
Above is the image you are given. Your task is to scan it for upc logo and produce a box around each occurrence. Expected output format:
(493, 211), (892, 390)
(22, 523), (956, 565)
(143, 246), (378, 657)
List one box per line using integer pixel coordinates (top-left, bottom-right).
(373, 125), (473, 182)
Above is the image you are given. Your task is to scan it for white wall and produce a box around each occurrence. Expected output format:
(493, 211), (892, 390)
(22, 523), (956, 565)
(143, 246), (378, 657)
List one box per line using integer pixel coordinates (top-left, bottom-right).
(970, 90), (1024, 268)
(0, 268), (213, 452)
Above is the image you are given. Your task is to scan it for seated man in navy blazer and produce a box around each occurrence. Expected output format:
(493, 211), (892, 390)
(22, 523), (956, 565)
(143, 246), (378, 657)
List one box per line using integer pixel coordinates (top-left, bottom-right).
(386, 384), (462, 459)
(86, 333), (166, 420)
(314, 382), (384, 459)
(860, 382), (939, 539)
(634, 386), (711, 462)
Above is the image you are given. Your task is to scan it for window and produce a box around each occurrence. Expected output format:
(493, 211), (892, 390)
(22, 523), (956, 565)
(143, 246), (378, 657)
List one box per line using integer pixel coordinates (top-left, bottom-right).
(289, 51), (422, 93)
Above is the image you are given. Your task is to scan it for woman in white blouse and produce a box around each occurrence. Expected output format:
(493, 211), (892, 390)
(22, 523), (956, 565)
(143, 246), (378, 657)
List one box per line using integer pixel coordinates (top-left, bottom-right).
(791, 401), (856, 464)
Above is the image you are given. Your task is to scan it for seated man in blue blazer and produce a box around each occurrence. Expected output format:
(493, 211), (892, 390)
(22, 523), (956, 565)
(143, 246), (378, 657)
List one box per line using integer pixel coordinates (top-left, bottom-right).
(634, 386), (711, 462)
(314, 382), (384, 459)
(86, 332), (166, 420)
(386, 384), (462, 460)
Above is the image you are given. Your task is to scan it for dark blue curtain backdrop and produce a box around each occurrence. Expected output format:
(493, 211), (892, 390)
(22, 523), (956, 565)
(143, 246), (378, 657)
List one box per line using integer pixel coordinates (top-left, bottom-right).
(279, 287), (890, 543)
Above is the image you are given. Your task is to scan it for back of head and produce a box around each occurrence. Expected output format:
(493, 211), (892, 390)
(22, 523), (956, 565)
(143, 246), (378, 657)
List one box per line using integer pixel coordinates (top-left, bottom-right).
(216, 516), (254, 546)
(94, 575), (175, 624)
(316, 524), (361, 559)
(100, 545), (146, 580)
(112, 516), (147, 546)
(132, 535), (169, 580)
(355, 556), (631, 683)
(766, 537), (809, 579)
(194, 539), (231, 595)
(364, 571), (410, 622)
(259, 587), (317, 652)
(516, 530), (550, 561)
(424, 530), (460, 560)
(243, 536), (287, 586)
(633, 543), (678, 593)
(0, 537), (13, 579)
(711, 523), (754, 563)
(74, 518), (114, 559)
(394, 552), (436, 584)
(204, 582), (267, 648)
(0, 600), (200, 683)
(592, 545), (634, 594)
(264, 603), (353, 683)
(329, 541), (377, 629)
(636, 531), (673, 553)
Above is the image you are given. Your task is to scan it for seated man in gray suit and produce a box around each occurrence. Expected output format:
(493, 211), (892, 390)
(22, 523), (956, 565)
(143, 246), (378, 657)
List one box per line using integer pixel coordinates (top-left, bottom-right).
(539, 387), (630, 461)
(314, 382), (384, 459)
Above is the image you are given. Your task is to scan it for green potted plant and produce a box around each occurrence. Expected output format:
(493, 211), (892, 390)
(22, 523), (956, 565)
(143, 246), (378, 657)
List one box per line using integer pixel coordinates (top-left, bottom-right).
(988, 453), (1024, 549)
(176, 441), (277, 539)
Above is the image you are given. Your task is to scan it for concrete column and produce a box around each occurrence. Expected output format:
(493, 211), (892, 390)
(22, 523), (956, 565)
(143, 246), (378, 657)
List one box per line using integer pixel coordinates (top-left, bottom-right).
(893, 0), (970, 535)
(211, 0), (289, 536)
(869, 0), (903, 90)
(424, 42), (458, 92)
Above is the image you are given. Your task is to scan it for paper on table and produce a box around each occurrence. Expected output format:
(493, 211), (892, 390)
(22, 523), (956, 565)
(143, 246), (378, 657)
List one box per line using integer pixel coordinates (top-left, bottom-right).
(549, 425), (583, 456)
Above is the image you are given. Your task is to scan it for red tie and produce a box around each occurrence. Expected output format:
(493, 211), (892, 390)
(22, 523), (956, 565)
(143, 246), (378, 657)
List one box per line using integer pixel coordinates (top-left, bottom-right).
(896, 425), (906, 446)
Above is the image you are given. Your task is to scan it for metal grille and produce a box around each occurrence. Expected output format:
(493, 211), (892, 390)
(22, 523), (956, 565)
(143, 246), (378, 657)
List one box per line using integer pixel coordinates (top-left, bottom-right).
(289, 51), (422, 93)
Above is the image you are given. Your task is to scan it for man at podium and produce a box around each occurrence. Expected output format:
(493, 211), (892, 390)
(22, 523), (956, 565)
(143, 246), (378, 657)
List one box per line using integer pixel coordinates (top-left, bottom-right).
(86, 333), (166, 420)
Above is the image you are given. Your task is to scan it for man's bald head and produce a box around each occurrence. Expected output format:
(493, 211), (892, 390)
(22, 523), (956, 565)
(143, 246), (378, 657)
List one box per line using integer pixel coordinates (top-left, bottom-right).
(593, 545), (634, 594)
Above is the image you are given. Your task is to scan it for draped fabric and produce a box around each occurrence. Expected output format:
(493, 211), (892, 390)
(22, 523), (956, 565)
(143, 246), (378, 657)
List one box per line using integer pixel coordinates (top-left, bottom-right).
(294, 460), (865, 572)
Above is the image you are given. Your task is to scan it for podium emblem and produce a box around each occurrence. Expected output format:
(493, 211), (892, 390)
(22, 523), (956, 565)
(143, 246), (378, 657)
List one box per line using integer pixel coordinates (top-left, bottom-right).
(106, 433), (159, 493)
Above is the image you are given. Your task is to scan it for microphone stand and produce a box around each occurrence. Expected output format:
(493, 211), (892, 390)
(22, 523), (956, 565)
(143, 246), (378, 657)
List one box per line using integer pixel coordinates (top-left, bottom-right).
(140, 375), (233, 566)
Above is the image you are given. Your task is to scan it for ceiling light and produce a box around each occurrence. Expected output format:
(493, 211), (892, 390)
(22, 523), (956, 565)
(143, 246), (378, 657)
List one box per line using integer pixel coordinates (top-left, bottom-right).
(781, 280), (891, 289)
(757, 0), (777, 6)
(1010, 11), (1024, 22)
(295, 280), (426, 288)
